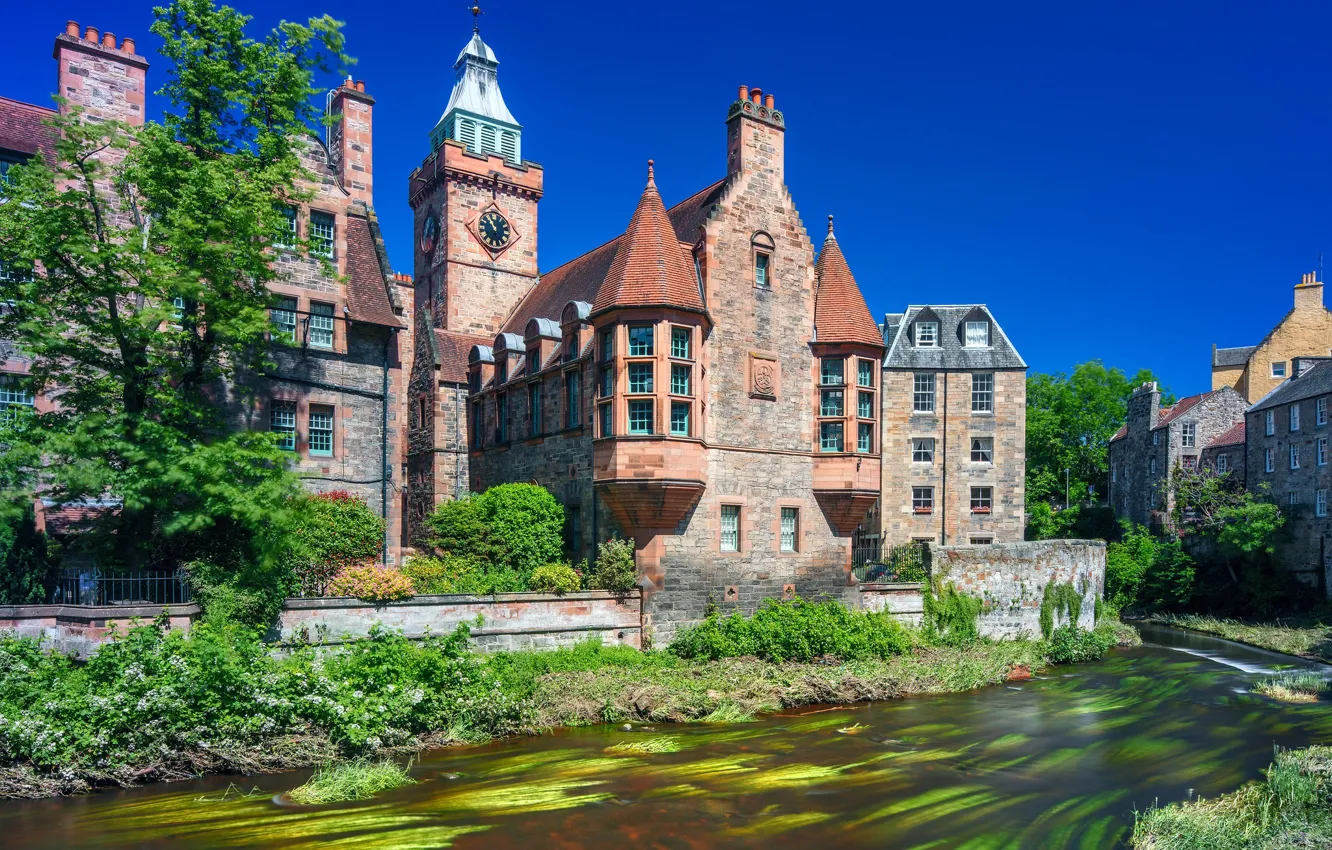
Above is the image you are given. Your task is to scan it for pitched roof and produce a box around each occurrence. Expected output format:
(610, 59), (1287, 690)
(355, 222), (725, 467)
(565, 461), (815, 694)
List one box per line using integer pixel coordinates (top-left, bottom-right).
(502, 177), (724, 334)
(813, 217), (882, 348)
(1213, 345), (1255, 368)
(883, 305), (1027, 370)
(434, 330), (492, 384)
(1249, 359), (1332, 413)
(1110, 424), (1128, 442)
(592, 162), (706, 316)
(1153, 392), (1209, 429)
(344, 213), (403, 328)
(0, 97), (57, 166)
(1206, 421), (1245, 449)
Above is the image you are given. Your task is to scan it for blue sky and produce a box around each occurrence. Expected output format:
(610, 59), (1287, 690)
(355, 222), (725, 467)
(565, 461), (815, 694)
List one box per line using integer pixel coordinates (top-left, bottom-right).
(7, 0), (1332, 396)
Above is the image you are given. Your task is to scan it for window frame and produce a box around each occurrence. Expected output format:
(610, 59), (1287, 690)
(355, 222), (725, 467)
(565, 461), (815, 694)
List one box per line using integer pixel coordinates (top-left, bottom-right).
(964, 321), (990, 348)
(308, 404), (335, 457)
(308, 301), (335, 349)
(1272, 361), (1287, 379)
(820, 357), (845, 387)
(564, 370), (581, 429)
(1292, 444), (1301, 470)
(720, 504), (741, 552)
(1265, 447), (1274, 473)
(1319, 489), (1329, 518)
(270, 399), (297, 451)
(1321, 437), (1328, 467)
(1217, 453), (1229, 473)
(819, 421), (844, 452)
(1266, 409), (1276, 436)
(970, 436), (993, 464)
(1319, 397), (1328, 427)
(779, 506), (798, 553)
(914, 321), (939, 348)
(628, 362), (654, 395)
(670, 400), (690, 436)
(270, 295), (298, 342)
(627, 325), (654, 356)
(913, 372), (936, 413)
(1181, 422), (1196, 448)
(857, 359), (875, 388)
(912, 486), (934, 514)
(912, 437), (935, 464)
(628, 398), (654, 435)
(528, 381), (542, 437)
(857, 422), (873, 453)
(670, 326), (692, 360)
(1291, 404), (1301, 432)
(970, 486), (993, 514)
(309, 210), (336, 259)
(971, 373), (994, 413)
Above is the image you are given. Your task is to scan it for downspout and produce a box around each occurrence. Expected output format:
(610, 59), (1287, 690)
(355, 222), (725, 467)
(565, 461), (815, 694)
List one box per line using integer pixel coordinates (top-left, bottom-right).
(940, 370), (948, 545)
(382, 328), (395, 566)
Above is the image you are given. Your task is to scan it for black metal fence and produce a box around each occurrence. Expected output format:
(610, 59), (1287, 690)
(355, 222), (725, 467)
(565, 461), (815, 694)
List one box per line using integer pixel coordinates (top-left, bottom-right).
(851, 541), (929, 584)
(48, 569), (192, 606)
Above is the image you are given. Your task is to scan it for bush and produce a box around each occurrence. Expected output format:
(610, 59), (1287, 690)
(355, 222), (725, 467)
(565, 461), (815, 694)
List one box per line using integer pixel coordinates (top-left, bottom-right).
(327, 566), (414, 603)
(420, 484), (564, 576)
(400, 554), (527, 595)
(670, 598), (912, 663)
(529, 563), (581, 594)
(0, 508), (54, 605)
(922, 581), (983, 646)
(1141, 537), (1196, 611)
(289, 492), (386, 597)
(584, 535), (638, 591)
(419, 495), (506, 565)
(1044, 624), (1114, 663)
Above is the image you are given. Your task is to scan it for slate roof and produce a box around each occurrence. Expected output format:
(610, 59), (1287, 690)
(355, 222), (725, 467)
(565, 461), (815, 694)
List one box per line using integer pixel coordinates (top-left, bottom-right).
(813, 219), (882, 347)
(499, 177), (725, 334)
(434, 330), (492, 384)
(1213, 345), (1255, 368)
(882, 305), (1026, 370)
(1206, 421), (1245, 449)
(0, 97), (57, 166)
(1248, 359), (1332, 413)
(344, 213), (403, 328)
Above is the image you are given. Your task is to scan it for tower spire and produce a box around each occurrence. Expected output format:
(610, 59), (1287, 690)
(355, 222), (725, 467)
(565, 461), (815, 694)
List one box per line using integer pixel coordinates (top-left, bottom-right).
(430, 11), (522, 162)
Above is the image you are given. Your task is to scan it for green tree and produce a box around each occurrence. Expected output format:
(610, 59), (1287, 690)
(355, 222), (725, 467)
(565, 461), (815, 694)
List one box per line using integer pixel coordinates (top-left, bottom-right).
(0, 507), (55, 605)
(0, 0), (351, 571)
(287, 491), (387, 596)
(1026, 360), (1171, 508)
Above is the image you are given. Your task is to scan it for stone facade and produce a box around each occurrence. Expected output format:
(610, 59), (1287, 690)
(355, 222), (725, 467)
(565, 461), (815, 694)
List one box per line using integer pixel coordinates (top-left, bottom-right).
(1213, 273), (1332, 403)
(1108, 383), (1247, 527)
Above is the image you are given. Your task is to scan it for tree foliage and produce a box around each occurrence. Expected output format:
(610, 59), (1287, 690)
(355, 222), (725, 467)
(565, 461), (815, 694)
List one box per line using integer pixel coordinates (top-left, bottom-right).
(420, 483), (565, 576)
(0, 508), (54, 605)
(1026, 360), (1170, 507)
(288, 492), (387, 596)
(0, 0), (350, 570)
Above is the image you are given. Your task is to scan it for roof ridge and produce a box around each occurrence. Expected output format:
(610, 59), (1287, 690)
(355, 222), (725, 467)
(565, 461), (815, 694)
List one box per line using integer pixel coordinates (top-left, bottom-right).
(0, 95), (56, 115)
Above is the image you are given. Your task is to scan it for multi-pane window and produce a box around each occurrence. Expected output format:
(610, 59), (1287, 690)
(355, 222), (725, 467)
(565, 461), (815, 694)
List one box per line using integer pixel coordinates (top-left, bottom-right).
(1150, 457), (1156, 475)
(309, 405), (334, 456)
(600, 329), (614, 361)
(821, 358), (844, 386)
(858, 391), (873, 419)
(1319, 489), (1329, 518)
(970, 537), (993, 545)
(274, 206), (298, 250)
(754, 252), (770, 287)
(1291, 491), (1300, 506)
(1272, 361), (1287, 379)
(912, 487), (934, 513)
(1266, 410), (1275, 436)
(1291, 404), (1301, 432)
(671, 327), (691, 359)
(564, 371), (580, 429)
(628, 325), (654, 356)
(1320, 398), (1328, 426)
(1320, 437), (1328, 466)
(671, 364), (691, 396)
(819, 421), (844, 452)
(270, 400), (296, 450)
(965, 321), (990, 347)
(470, 402), (482, 449)
(309, 302), (334, 348)
(915, 321), (938, 347)
(1265, 448), (1274, 473)
(912, 438), (935, 463)
(1217, 453), (1229, 473)
(528, 382), (542, 436)
(1181, 456), (1197, 470)
(971, 373), (994, 413)
(721, 505), (741, 552)
(526, 347), (541, 376)
(670, 401), (690, 436)
(628, 363), (653, 394)
(271, 296), (297, 340)
(857, 359), (874, 388)
(1181, 423), (1196, 448)
(598, 365), (614, 398)
(1153, 431), (1160, 446)
(820, 388), (844, 417)
(599, 403), (613, 437)
(913, 373), (935, 413)
(0, 378), (34, 423)
(971, 436), (993, 463)
(970, 486), (993, 513)
(309, 211), (335, 259)
(562, 335), (577, 363)
(858, 422), (873, 453)
(628, 399), (653, 434)
(1291, 444), (1301, 470)
(780, 507), (798, 552)
(495, 393), (510, 442)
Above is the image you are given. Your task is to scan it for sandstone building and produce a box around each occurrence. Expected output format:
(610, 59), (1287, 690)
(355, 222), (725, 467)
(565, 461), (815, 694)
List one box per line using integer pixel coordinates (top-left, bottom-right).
(1212, 272), (1332, 403)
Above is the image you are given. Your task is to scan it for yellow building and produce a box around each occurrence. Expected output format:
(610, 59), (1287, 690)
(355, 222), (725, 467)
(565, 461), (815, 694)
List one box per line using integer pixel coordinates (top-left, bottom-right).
(1212, 272), (1332, 403)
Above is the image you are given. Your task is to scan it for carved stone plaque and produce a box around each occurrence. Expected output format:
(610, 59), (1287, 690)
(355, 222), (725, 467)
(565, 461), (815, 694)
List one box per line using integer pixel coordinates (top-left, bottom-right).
(748, 352), (779, 400)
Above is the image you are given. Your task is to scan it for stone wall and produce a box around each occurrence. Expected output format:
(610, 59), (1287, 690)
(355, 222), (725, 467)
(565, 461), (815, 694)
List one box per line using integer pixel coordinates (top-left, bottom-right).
(277, 591), (642, 651)
(0, 604), (198, 659)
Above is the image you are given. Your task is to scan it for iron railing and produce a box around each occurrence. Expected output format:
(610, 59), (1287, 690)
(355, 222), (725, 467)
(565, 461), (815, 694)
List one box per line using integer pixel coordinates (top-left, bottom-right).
(48, 569), (192, 606)
(852, 541), (929, 584)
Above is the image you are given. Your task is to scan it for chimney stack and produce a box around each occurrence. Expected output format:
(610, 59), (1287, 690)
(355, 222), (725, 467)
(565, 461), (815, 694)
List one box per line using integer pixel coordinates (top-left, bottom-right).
(1295, 269), (1324, 312)
(329, 80), (375, 205)
(84, 25), (99, 43)
(726, 83), (787, 180)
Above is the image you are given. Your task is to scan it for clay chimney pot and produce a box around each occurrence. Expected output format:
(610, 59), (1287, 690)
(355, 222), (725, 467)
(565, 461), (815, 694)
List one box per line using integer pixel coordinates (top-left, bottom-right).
(764, 93), (775, 109)
(65, 21), (80, 37)
(84, 26), (99, 43)
(738, 85), (749, 102)
(355, 80), (365, 93)
(102, 32), (116, 48)
(751, 87), (763, 104)
(121, 36), (136, 55)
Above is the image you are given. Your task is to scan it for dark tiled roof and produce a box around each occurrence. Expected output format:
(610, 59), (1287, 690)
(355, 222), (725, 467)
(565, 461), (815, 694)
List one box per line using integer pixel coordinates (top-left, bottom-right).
(500, 178), (725, 334)
(1213, 345), (1255, 368)
(1249, 360), (1332, 413)
(814, 222), (882, 348)
(434, 330), (492, 384)
(0, 97), (57, 166)
(1206, 421), (1245, 449)
(883, 305), (1026, 370)
(344, 213), (403, 328)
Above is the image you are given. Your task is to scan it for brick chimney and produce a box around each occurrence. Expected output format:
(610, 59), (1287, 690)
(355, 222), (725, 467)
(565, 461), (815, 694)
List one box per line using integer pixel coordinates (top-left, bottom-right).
(54, 22), (148, 127)
(726, 83), (786, 182)
(1294, 270), (1324, 313)
(329, 78), (375, 206)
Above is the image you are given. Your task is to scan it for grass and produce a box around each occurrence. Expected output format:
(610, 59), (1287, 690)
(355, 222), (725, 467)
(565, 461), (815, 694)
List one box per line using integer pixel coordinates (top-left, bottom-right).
(1252, 672), (1329, 703)
(1133, 746), (1332, 849)
(1152, 612), (1332, 662)
(286, 759), (416, 805)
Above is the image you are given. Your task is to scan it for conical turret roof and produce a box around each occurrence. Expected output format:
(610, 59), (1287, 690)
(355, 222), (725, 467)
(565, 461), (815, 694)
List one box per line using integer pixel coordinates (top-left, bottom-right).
(814, 216), (882, 347)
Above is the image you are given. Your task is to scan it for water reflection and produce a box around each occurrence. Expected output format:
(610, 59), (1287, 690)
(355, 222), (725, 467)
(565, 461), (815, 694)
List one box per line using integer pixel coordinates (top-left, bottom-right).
(3, 629), (1330, 849)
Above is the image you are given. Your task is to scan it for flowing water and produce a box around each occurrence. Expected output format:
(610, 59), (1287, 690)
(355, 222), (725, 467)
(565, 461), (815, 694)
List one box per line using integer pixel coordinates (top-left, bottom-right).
(4, 626), (1332, 849)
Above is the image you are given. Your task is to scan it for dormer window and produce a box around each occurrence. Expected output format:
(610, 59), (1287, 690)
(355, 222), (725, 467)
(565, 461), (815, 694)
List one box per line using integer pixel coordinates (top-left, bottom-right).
(526, 346), (541, 375)
(965, 321), (990, 347)
(496, 360), (508, 385)
(915, 321), (938, 348)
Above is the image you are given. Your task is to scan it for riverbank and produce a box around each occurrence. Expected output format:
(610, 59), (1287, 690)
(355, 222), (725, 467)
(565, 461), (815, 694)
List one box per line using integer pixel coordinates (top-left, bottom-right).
(1132, 745), (1332, 849)
(1149, 613), (1332, 663)
(0, 615), (1133, 801)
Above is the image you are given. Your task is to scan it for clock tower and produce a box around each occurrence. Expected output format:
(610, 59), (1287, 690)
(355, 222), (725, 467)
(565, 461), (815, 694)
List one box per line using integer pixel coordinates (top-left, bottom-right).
(407, 21), (542, 337)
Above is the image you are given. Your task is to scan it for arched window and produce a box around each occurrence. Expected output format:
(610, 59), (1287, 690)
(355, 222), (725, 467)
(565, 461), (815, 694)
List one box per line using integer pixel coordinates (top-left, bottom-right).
(751, 232), (775, 289)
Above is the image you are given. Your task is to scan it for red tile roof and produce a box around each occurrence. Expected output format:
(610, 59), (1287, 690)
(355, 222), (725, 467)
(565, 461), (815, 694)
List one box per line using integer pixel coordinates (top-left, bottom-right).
(0, 97), (57, 166)
(1110, 424), (1128, 442)
(434, 330), (492, 384)
(501, 178), (725, 333)
(593, 162), (706, 315)
(1207, 421), (1245, 449)
(344, 214), (402, 328)
(814, 218), (883, 348)
(1153, 392), (1209, 429)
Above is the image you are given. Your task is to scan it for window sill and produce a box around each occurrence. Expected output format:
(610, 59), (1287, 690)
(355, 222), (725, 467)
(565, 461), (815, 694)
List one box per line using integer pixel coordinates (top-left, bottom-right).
(913, 509), (934, 515)
(971, 509), (992, 515)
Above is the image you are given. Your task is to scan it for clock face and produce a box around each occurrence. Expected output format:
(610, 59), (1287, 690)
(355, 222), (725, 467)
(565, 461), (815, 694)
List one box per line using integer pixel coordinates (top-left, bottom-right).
(420, 211), (438, 256)
(477, 209), (513, 251)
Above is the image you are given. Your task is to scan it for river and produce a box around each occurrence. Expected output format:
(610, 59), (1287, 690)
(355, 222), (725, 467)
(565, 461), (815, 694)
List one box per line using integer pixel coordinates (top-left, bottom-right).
(2, 625), (1330, 849)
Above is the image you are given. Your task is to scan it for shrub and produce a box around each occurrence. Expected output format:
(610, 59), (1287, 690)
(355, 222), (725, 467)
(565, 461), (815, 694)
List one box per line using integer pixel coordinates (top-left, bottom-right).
(420, 484), (564, 576)
(670, 598), (911, 663)
(327, 566), (414, 603)
(1140, 537), (1196, 611)
(419, 495), (506, 565)
(289, 492), (386, 597)
(585, 535), (638, 591)
(529, 563), (581, 594)
(922, 580), (983, 646)
(1045, 624), (1113, 664)
(0, 508), (54, 605)
(1039, 581), (1084, 639)
(400, 554), (527, 595)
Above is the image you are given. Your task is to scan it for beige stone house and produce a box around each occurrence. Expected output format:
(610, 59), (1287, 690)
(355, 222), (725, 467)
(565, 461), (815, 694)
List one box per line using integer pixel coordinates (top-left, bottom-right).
(1213, 272), (1332, 403)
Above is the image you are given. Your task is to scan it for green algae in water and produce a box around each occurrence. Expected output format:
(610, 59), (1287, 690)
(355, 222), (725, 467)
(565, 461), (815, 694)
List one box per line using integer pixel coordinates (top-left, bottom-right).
(603, 737), (683, 755)
(288, 759), (416, 805)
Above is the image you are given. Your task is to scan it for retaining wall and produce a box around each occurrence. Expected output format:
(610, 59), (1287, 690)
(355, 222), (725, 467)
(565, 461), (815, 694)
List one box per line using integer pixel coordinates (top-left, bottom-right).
(0, 603), (199, 659)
